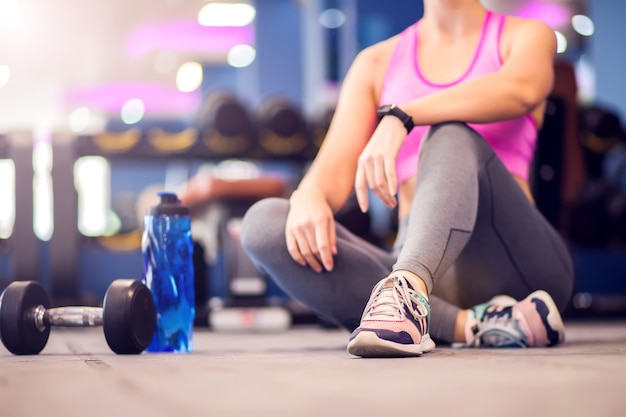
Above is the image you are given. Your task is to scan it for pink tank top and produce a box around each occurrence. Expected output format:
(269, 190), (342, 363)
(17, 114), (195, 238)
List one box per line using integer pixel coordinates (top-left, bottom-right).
(380, 11), (538, 185)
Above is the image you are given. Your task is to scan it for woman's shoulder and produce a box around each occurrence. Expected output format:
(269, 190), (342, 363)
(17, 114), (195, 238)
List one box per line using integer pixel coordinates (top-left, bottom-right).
(349, 33), (406, 83)
(348, 23), (421, 98)
(499, 14), (557, 59)
(352, 18), (419, 69)
(357, 35), (401, 64)
(349, 36), (402, 96)
(502, 14), (554, 34)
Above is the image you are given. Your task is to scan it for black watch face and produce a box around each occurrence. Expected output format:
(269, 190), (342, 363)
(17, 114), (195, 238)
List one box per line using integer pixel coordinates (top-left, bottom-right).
(378, 105), (393, 118)
(378, 105), (413, 133)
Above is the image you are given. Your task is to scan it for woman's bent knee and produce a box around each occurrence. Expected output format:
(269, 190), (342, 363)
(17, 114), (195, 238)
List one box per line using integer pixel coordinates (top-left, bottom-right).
(423, 122), (486, 150)
(240, 197), (289, 256)
(419, 122), (493, 169)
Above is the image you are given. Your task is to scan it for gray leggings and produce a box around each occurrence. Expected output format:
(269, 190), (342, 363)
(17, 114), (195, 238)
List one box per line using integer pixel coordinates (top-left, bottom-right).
(240, 122), (575, 343)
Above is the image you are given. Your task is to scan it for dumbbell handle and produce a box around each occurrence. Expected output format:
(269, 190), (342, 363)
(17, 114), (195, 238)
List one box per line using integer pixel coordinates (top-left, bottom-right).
(33, 305), (103, 332)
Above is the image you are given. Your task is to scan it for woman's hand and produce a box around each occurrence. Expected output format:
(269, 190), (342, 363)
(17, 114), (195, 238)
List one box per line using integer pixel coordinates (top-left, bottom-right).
(355, 115), (407, 212)
(285, 188), (337, 273)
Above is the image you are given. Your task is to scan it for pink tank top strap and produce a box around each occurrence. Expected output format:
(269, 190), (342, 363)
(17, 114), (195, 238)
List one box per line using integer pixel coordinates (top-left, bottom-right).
(479, 11), (507, 70)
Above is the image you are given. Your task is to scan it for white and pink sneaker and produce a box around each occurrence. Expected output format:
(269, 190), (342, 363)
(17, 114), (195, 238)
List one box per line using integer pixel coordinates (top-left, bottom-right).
(466, 290), (565, 348)
(347, 275), (436, 357)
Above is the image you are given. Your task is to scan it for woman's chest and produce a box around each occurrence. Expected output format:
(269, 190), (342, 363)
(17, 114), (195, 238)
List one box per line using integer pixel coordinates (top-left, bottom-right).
(417, 34), (483, 84)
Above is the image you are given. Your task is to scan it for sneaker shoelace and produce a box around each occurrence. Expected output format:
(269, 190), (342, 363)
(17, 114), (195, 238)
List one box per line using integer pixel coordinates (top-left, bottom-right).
(362, 275), (427, 322)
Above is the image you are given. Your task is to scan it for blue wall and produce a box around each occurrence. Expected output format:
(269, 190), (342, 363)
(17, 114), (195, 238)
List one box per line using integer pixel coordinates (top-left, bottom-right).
(356, 0), (423, 50)
(589, 0), (626, 121)
(255, 0), (303, 105)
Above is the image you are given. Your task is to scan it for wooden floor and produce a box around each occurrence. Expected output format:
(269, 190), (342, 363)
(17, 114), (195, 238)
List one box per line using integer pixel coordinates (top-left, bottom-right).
(1, 320), (625, 417)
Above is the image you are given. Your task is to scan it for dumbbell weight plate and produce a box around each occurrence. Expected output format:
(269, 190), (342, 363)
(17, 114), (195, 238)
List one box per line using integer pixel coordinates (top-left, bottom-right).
(102, 279), (156, 354)
(0, 281), (51, 355)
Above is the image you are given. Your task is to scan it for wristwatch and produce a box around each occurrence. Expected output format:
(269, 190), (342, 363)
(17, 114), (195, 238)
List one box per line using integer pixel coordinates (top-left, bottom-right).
(377, 104), (415, 134)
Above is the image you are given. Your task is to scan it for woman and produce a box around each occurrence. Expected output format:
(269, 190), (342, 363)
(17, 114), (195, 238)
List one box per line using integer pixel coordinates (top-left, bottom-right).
(240, 0), (574, 357)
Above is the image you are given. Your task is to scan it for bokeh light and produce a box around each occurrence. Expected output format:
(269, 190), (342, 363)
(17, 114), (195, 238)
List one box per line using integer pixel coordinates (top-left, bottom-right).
(198, 2), (256, 27)
(121, 99), (145, 124)
(176, 62), (203, 93)
(227, 44), (256, 68)
(555, 31), (568, 54)
(572, 15), (595, 37)
(69, 107), (91, 133)
(319, 9), (346, 29)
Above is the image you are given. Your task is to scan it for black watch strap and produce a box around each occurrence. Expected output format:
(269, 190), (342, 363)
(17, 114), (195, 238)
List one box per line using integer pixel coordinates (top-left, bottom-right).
(377, 104), (415, 133)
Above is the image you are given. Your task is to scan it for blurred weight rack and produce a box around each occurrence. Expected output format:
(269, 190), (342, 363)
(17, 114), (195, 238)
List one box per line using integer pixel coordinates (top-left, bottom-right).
(65, 92), (336, 329)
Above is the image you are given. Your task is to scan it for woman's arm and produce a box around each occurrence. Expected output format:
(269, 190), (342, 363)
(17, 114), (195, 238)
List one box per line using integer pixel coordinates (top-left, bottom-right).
(296, 46), (383, 212)
(285, 43), (390, 272)
(400, 19), (556, 125)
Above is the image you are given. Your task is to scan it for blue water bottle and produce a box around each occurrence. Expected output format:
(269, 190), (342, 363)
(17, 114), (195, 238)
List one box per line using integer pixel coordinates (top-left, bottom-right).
(142, 191), (195, 353)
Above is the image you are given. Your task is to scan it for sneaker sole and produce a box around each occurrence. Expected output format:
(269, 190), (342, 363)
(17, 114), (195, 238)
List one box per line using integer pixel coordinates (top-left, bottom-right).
(528, 290), (566, 345)
(347, 331), (436, 358)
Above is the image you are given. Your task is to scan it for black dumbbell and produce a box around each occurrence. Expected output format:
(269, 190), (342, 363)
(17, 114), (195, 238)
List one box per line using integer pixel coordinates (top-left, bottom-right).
(0, 279), (156, 355)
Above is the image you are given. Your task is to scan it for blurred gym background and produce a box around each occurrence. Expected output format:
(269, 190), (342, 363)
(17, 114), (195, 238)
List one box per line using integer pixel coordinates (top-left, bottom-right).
(0, 0), (624, 328)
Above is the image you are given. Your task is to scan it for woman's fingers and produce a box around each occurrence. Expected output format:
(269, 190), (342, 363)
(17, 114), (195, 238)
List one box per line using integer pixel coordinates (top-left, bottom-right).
(329, 217), (337, 256)
(357, 152), (397, 210)
(285, 230), (306, 267)
(288, 223), (325, 273)
(355, 163), (369, 213)
(383, 155), (398, 208)
(373, 156), (397, 208)
(285, 192), (338, 273)
(296, 230), (323, 273)
(315, 217), (335, 271)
